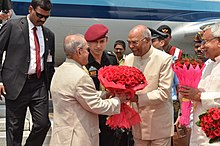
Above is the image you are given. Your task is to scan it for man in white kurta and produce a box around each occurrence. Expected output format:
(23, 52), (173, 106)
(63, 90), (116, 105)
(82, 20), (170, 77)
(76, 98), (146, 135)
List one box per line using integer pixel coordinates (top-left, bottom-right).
(125, 25), (174, 146)
(179, 23), (220, 146)
(49, 34), (125, 146)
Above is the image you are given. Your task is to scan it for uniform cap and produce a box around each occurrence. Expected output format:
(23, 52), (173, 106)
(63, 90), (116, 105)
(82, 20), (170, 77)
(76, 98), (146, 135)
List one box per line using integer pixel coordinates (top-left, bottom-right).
(194, 32), (202, 43)
(157, 25), (172, 35)
(149, 28), (168, 40)
(84, 24), (108, 42)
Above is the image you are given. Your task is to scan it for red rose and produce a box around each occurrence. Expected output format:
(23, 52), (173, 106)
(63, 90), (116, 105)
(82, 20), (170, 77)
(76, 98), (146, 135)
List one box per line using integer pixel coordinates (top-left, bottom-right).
(98, 65), (148, 129)
(196, 107), (220, 143)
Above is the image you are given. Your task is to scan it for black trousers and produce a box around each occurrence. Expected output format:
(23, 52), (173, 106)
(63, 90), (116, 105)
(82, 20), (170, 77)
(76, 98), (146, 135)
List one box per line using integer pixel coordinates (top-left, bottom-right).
(5, 76), (51, 146)
(99, 115), (132, 146)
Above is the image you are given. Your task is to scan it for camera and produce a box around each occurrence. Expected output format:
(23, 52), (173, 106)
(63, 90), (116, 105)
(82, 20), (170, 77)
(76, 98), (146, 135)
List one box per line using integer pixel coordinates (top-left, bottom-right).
(2, 10), (9, 14)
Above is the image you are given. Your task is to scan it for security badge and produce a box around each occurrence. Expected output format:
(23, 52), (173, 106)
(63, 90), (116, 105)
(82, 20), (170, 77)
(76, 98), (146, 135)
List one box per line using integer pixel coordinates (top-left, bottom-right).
(88, 66), (98, 77)
(47, 49), (52, 62)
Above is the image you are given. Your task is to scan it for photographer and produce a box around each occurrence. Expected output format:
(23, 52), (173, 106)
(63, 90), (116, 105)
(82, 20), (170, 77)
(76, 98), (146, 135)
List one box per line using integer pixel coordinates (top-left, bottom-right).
(0, 0), (12, 27)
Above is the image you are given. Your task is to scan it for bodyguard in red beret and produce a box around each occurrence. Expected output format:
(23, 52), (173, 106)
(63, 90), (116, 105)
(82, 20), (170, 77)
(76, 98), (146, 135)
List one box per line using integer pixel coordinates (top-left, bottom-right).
(84, 24), (125, 146)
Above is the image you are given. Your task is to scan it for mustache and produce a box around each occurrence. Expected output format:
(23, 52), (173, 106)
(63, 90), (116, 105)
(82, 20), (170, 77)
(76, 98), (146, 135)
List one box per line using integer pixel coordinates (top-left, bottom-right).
(197, 50), (203, 53)
(37, 20), (45, 23)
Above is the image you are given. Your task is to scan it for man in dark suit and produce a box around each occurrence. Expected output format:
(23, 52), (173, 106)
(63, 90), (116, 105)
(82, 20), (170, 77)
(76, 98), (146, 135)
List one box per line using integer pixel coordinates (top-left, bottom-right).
(0, 0), (55, 146)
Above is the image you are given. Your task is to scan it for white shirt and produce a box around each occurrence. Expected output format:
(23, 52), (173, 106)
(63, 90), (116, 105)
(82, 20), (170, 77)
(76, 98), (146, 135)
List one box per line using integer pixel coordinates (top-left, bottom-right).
(190, 55), (220, 146)
(27, 15), (45, 74)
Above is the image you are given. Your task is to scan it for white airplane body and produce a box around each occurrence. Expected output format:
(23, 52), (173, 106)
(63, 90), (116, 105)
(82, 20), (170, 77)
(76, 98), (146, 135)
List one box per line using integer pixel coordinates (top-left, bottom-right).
(10, 0), (220, 66)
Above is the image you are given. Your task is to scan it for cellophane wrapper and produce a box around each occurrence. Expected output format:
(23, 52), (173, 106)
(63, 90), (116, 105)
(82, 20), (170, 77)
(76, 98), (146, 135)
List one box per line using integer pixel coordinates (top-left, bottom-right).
(172, 63), (205, 126)
(98, 65), (148, 129)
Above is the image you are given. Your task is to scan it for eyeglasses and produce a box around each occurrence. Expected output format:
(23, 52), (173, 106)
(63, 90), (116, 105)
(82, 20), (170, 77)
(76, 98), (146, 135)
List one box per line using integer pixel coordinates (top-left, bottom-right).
(201, 37), (218, 45)
(114, 48), (124, 51)
(127, 37), (146, 46)
(34, 9), (49, 19)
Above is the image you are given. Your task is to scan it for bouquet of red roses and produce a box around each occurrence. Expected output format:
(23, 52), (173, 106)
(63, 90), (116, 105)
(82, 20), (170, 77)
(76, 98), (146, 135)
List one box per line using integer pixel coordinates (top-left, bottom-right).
(196, 107), (220, 143)
(98, 65), (147, 129)
(172, 58), (205, 126)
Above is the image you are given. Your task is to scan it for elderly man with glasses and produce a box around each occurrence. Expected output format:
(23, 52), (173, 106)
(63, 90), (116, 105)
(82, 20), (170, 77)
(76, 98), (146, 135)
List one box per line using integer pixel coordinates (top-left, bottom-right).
(125, 25), (174, 146)
(0, 0), (55, 145)
(179, 23), (220, 146)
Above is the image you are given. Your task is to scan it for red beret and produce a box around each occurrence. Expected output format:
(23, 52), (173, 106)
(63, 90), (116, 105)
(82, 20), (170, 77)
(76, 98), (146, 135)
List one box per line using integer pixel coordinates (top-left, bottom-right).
(85, 24), (108, 42)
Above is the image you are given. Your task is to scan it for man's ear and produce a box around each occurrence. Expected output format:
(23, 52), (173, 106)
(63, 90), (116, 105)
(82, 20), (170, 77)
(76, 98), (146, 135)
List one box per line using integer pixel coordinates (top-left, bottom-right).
(105, 36), (109, 43)
(217, 41), (220, 48)
(160, 40), (165, 47)
(145, 37), (150, 43)
(76, 48), (81, 55)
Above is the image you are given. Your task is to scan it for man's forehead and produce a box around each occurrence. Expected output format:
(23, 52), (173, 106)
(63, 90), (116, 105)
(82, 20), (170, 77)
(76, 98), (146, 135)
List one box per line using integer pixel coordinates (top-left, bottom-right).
(203, 29), (212, 38)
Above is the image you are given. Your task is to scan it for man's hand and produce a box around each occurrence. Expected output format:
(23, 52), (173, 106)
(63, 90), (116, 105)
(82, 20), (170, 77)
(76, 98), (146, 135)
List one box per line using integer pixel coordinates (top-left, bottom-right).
(130, 94), (138, 102)
(178, 85), (201, 102)
(0, 84), (6, 100)
(115, 93), (130, 103)
(0, 9), (12, 21)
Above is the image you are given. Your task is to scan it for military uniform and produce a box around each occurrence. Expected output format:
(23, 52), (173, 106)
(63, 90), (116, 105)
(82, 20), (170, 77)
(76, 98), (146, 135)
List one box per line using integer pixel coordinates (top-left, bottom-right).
(86, 51), (118, 90)
(85, 23), (127, 146)
(85, 50), (119, 146)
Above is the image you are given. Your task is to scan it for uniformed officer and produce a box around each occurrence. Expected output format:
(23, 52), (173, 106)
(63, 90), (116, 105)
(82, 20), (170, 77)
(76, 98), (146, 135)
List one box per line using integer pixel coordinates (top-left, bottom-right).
(149, 28), (168, 51)
(84, 24), (122, 146)
(157, 25), (183, 59)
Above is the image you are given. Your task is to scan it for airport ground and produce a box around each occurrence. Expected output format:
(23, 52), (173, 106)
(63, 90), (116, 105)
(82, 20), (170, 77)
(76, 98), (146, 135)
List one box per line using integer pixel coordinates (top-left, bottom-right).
(0, 98), (53, 146)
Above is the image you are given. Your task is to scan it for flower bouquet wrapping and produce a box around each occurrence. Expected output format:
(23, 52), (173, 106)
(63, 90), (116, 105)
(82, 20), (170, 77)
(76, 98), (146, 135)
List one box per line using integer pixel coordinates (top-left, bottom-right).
(172, 58), (205, 126)
(98, 65), (148, 129)
(196, 107), (220, 143)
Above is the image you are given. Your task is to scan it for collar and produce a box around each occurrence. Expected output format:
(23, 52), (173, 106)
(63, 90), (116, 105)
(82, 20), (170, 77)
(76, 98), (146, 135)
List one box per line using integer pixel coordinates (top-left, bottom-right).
(214, 55), (220, 62)
(136, 45), (153, 60)
(27, 14), (42, 31)
(88, 50), (108, 65)
(65, 58), (83, 68)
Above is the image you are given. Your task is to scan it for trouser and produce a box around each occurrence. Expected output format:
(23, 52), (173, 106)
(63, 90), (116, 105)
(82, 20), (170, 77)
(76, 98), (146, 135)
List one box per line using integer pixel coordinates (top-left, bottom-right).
(5, 76), (51, 146)
(134, 137), (171, 146)
(173, 100), (180, 123)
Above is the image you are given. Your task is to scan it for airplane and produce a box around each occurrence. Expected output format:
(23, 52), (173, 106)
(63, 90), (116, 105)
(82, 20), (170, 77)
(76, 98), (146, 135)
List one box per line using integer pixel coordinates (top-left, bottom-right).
(9, 0), (220, 66)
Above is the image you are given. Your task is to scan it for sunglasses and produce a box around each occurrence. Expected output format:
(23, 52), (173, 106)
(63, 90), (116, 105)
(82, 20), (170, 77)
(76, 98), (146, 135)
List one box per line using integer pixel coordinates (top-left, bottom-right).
(34, 9), (49, 19)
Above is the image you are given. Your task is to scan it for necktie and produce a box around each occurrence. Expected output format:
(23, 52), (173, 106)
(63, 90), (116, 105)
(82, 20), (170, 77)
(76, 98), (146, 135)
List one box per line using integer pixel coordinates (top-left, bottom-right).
(33, 27), (41, 78)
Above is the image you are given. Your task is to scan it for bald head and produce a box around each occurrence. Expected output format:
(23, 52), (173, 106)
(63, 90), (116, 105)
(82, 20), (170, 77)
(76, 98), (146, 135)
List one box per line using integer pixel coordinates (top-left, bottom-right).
(127, 25), (151, 56)
(63, 34), (86, 56)
(128, 25), (151, 39)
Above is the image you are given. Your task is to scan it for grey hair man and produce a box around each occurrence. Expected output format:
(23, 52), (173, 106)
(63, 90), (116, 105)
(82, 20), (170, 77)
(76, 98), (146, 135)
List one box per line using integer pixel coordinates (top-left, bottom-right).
(50, 34), (127, 146)
(125, 25), (174, 146)
(179, 23), (220, 146)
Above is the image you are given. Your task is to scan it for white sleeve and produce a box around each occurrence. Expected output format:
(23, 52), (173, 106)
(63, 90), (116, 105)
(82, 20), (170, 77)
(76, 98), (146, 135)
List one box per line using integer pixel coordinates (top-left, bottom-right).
(201, 92), (220, 109)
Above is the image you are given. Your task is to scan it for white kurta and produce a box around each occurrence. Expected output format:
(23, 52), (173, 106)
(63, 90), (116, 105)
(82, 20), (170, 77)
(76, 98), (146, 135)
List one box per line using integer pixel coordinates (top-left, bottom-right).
(190, 56), (220, 146)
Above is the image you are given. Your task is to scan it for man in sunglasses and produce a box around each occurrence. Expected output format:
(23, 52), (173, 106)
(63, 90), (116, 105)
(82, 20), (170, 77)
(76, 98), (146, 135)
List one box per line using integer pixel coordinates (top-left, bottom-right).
(0, 0), (55, 146)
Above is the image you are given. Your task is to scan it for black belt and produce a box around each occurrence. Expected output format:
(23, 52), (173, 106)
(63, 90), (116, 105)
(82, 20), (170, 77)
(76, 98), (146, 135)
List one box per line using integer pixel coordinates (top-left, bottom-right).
(27, 72), (43, 79)
(27, 73), (38, 79)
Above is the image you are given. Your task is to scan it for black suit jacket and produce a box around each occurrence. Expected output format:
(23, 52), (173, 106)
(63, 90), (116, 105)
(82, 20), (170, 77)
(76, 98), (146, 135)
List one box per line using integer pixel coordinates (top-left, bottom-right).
(0, 17), (55, 100)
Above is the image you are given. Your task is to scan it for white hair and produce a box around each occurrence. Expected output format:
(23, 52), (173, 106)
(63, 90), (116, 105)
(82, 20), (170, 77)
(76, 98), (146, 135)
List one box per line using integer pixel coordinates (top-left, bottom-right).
(64, 34), (85, 55)
(208, 23), (220, 37)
